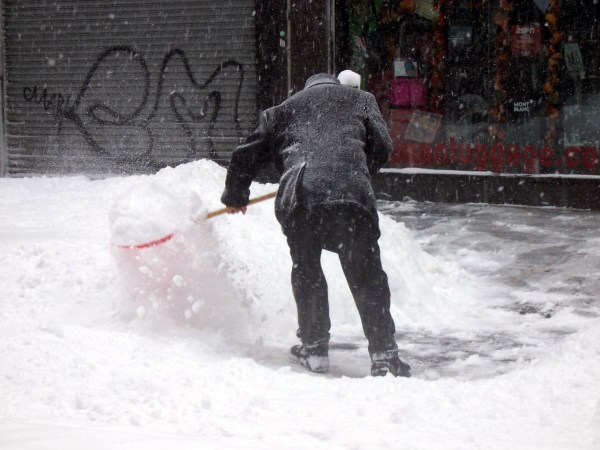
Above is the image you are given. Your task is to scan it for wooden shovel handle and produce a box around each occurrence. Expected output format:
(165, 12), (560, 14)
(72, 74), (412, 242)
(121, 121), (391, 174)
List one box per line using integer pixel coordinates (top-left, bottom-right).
(206, 191), (277, 219)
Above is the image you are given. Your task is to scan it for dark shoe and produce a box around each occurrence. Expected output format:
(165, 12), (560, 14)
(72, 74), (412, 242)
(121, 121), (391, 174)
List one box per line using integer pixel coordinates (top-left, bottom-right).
(371, 350), (411, 378)
(290, 342), (329, 373)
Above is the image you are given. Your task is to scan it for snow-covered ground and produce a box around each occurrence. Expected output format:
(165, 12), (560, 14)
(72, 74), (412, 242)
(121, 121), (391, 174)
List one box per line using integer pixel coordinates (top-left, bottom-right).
(1, 160), (599, 449)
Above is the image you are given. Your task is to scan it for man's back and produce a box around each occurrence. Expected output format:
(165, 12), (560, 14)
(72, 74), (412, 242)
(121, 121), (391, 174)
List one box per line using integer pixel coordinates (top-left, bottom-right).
(264, 74), (392, 221)
(221, 73), (392, 230)
(269, 82), (371, 167)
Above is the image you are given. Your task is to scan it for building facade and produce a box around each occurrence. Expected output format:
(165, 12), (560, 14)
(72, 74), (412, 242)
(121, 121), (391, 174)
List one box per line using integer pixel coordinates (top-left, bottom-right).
(344, 0), (600, 207)
(2, 1), (600, 207)
(0, 0), (260, 175)
(353, 0), (600, 177)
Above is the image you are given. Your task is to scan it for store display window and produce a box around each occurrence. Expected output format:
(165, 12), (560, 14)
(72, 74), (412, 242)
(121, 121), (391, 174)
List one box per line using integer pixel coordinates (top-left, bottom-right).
(346, 0), (600, 175)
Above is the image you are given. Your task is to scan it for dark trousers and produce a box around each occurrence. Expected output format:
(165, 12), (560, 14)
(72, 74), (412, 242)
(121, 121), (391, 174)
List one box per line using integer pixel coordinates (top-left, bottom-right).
(285, 204), (398, 355)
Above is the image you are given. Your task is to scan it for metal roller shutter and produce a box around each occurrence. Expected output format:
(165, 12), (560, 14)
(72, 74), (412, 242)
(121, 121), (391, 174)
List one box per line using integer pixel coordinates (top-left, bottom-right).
(2, 0), (257, 175)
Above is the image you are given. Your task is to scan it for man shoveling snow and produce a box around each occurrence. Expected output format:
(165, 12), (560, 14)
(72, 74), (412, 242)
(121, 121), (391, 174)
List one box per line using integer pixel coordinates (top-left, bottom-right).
(220, 72), (411, 378)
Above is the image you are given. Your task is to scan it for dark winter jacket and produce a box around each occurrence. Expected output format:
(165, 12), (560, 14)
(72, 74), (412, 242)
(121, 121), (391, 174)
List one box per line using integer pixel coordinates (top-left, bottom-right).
(221, 73), (393, 233)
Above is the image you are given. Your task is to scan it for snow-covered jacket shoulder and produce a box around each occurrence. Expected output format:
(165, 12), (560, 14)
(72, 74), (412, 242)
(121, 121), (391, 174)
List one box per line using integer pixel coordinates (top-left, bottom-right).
(221, 73), (393, 232)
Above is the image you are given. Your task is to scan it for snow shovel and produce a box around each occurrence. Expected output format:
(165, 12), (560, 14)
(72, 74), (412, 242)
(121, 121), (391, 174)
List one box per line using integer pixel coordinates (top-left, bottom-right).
(116, 191), (277, 250)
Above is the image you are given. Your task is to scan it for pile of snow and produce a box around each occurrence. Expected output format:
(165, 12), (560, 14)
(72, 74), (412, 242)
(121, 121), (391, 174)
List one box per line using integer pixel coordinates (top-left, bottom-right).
(109, 180), (207, 248)
(0, 160), (598, 449)
(106, 160), (487, 343)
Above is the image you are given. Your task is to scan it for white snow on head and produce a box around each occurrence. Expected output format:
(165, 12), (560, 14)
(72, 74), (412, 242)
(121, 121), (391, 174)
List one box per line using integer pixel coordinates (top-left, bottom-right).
(338, 69), (361, 88)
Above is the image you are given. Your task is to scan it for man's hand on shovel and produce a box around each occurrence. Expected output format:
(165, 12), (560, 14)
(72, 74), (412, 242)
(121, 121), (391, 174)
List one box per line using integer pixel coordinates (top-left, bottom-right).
(226, 206), (247, 215)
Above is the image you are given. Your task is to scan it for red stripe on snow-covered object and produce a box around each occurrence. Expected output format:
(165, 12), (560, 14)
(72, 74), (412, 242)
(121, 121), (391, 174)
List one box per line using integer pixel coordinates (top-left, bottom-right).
(116, 232), (175, 250)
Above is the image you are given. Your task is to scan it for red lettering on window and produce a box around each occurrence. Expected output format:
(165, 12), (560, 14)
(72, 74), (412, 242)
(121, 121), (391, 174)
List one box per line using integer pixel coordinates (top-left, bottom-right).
(457, 143), (469, 166)
(565, 146), (580, 170)
(419, 144), (433, 166)
(449, 137), (457, 165)
(472, 143), (487, 171)
(489, 144), (503, 172)
(539, 146), (554, 168)
(523, 145), (538, 173)
(581, 147), (598, 172)
(505, 144), (520, 167)
(433, 143), (448, 165)
(389, 140), (600, 174)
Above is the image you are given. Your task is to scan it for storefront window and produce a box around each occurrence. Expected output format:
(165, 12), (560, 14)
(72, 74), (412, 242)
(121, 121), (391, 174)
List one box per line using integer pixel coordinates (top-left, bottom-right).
(347, 0), (600, 175)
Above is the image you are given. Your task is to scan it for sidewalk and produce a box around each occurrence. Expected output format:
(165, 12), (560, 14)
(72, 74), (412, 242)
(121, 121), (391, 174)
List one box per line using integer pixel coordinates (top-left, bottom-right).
(380, 200), (600, 380)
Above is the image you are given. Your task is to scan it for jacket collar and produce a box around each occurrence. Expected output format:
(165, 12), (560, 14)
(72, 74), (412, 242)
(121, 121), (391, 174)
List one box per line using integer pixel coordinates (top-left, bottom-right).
(304, 73), (340, 90)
